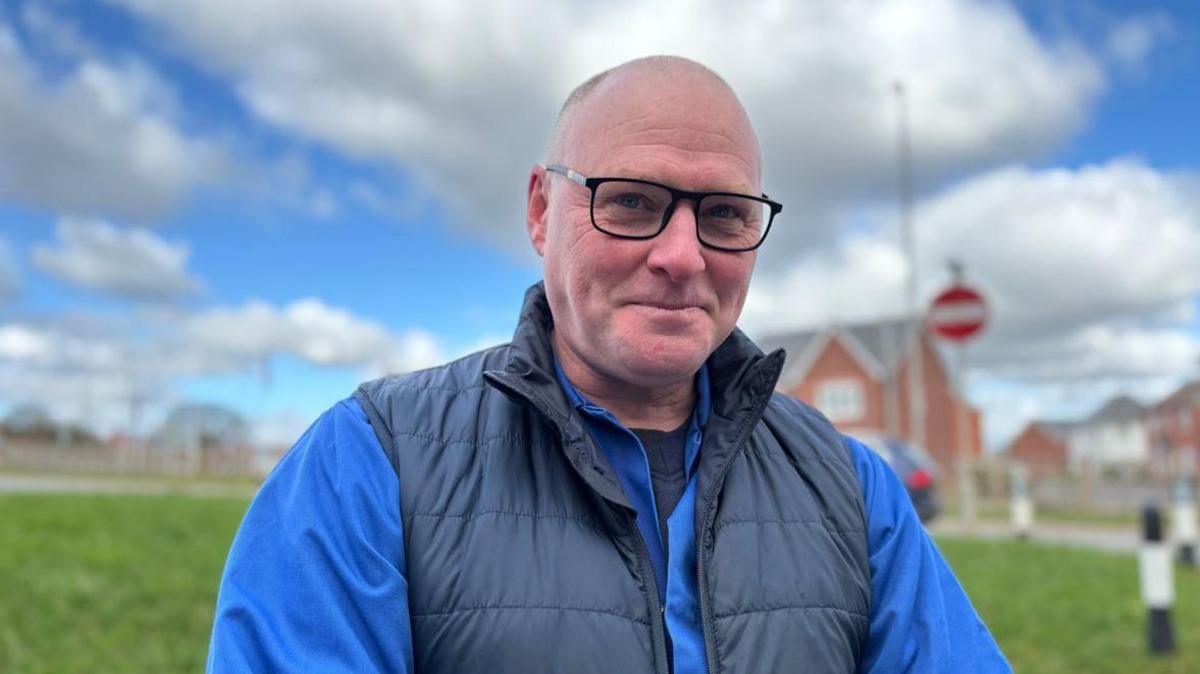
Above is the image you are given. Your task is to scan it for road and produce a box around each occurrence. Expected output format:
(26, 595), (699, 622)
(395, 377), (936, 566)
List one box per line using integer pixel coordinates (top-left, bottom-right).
(0, 472), (259, 499)
(930, 518), (1140, 554)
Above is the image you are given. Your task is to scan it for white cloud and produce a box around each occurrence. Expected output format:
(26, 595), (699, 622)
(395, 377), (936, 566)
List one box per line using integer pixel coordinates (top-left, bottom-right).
(1106, 12), (1174, 71)
(111, 0), (1105, 256)
(742, 232), (909, 332)
(0, 22), (225, 220)
(364, 330), (448, 378)
(31, 218), (203, 301)
(0, 324), (51, 361)
(978, 324), (1200, 383)
(184, 298), (446, 374)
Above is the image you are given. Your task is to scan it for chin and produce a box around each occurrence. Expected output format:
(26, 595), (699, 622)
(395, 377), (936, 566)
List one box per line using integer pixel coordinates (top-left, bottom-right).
(619, 334), (712, 381)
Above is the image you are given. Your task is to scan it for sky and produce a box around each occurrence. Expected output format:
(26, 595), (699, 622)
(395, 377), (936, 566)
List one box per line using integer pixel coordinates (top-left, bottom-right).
(0, 0), (1197, 450)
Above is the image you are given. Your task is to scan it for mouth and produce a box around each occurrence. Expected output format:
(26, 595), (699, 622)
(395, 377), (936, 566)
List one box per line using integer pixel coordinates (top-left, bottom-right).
(628, 301), (708, 313)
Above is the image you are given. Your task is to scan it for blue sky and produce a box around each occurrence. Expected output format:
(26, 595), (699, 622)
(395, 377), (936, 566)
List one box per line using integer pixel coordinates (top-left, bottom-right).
(0, 0), (1197, 448)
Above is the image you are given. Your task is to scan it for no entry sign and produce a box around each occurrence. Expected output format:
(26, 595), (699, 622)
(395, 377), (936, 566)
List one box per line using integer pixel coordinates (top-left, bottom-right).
(928, 285), (987, 342)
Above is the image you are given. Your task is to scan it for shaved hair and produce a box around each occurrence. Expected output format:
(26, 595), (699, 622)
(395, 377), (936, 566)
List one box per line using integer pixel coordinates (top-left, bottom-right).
(545, 56), (739, 163)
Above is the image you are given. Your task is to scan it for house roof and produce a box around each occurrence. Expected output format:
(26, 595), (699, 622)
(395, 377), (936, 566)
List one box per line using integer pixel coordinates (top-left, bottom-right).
(1086, 395), (1145, 424)
(1034, 420), (1078, 442)
(1154, 380), (1200, 411)
(758, 316), (942, 389)
(1002, 419), (1075, 454)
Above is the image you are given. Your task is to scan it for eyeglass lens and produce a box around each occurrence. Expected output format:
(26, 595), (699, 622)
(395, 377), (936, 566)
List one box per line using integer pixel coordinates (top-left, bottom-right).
(591, 180), (768, 250)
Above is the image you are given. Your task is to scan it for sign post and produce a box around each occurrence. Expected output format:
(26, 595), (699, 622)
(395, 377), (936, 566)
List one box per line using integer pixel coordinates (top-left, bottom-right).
(928, 262), (988, 530)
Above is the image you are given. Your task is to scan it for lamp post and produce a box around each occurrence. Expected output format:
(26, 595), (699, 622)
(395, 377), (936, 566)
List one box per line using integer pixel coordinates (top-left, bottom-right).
(893, 82), (927, 453)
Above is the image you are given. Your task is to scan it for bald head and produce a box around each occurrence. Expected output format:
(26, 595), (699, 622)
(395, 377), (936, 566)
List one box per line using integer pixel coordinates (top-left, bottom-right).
(546, 56), (761, 182)
(525, 56), (766, 403)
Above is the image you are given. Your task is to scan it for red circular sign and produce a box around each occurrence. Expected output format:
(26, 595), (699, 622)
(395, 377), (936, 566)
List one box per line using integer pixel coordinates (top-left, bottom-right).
(928, 285), (987, 342)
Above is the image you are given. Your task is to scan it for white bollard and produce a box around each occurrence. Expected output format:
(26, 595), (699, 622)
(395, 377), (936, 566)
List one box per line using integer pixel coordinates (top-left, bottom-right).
(1009, 468), (1034, 540)
(1011, 495), (1034, 539)
(1173, 479), (1197, 567)
(1140, 504), (1175, 655)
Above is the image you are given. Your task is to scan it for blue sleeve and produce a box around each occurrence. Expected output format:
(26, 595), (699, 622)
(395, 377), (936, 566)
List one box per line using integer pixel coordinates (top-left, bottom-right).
(845, 435), (1011, 674)
(206, 398), (413, 673)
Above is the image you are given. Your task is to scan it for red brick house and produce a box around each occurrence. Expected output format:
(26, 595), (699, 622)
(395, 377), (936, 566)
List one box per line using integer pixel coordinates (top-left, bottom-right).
(759, 318), (983, 470)
(1004, 421), (1074, 477)
(1146, 380), (1200, 479)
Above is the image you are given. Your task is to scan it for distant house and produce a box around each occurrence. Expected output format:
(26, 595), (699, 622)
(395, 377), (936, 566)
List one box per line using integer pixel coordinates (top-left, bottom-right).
(1004, 421), (1074, 477)
(759, 318), (983, 471)
(0, 403), (100, 448)
(1067, 396), (1148, 476)
(152, 403), (253, 476)
(1146, 380), (1200, 479)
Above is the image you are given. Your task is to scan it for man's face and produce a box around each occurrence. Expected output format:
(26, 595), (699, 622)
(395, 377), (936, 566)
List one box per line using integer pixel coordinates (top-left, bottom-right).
(529, 68), (762, 388)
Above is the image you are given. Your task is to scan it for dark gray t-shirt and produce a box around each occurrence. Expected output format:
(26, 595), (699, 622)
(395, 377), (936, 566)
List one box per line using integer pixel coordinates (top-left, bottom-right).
(632, 419), (690, 554)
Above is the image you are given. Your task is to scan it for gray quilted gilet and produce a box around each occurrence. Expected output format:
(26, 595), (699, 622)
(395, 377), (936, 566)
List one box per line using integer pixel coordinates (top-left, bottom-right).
(354, 283), (870, 673)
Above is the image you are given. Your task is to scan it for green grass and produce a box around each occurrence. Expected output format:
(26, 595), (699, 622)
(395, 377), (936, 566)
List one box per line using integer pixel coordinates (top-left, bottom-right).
(2, 493), (1198, 673)
(0, 493), (249, 674)
(939, 536), (1200, 674)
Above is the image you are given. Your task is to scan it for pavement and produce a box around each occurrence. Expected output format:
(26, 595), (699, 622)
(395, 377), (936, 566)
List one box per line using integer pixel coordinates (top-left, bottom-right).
(0, 472), (259, 499)
(930, 517), (1140, 554)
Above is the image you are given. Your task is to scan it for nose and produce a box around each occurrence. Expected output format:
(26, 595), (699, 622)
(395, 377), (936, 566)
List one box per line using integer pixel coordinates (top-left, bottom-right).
(645, 200), (706, 281)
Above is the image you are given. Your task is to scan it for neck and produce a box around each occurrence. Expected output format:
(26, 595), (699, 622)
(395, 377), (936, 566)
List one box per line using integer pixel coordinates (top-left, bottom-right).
(552, 333), (696, 431)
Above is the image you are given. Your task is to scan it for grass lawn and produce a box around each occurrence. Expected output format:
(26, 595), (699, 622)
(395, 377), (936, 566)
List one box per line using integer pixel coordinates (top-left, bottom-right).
(0, 493), (248, 674)
(2, 492), (1198, 673)
(939, 536), (1200, 674)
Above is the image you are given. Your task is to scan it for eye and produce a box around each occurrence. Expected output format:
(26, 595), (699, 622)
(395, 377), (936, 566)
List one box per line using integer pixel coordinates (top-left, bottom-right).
(615, 193), (644, 209)
(705, 201), (745, 220)
(707, 203), (737, 219)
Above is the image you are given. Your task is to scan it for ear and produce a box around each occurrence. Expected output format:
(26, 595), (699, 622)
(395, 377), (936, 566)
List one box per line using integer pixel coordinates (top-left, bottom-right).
(526, 165), (549, 257)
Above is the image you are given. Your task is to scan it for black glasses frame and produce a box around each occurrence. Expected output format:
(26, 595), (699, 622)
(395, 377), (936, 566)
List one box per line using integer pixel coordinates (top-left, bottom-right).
(544, 164), (782, 252)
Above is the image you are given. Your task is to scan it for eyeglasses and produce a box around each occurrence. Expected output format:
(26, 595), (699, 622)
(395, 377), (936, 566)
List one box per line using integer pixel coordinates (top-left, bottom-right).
(543, 164), (782, 252)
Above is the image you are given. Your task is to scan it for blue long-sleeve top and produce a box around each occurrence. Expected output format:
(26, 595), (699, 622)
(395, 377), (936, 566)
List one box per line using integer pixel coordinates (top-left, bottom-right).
(207, 395), (1010, 673)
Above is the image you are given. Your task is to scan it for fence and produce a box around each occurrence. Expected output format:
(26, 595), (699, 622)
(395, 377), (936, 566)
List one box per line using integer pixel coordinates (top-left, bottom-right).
(0, 439), (280, 478)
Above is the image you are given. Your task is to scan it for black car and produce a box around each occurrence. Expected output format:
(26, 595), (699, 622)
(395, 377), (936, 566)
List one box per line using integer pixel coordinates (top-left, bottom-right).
(854, 432), (941, 523)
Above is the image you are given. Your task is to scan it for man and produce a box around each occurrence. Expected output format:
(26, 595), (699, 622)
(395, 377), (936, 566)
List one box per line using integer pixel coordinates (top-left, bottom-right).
(208, 56), (1010, 673)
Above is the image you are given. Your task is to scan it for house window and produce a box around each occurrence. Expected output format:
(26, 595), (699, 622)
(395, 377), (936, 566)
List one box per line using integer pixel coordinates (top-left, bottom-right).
(816, 379), (865, 423)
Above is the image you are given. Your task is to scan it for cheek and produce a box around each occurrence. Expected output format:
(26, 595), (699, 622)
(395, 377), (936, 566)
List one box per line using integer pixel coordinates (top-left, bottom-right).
(543, 204), (588, 277)
(544, 208), (623, 315)
(709, 254), (755, 318)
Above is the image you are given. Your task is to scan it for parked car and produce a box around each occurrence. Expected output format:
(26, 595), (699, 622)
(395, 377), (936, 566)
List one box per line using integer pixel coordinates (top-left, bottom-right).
(853, 432), (941, 523)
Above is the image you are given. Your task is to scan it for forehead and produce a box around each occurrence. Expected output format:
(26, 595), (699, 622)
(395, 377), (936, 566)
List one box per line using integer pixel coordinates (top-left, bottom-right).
(562, 69), (761, 192)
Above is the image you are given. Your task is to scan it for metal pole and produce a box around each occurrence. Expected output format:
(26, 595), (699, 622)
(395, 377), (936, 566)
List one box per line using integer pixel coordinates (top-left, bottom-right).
(884, 322), (901, 437)
(949, 260), (977, 529)
(894, 82), (926, 452)
(956, 340), (978, 529)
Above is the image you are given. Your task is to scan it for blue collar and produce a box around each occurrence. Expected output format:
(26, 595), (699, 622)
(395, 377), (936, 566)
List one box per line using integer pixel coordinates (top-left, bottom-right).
(553, 354), (711, 472)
